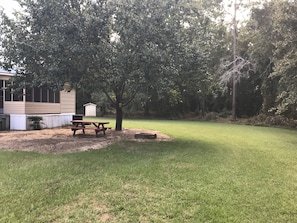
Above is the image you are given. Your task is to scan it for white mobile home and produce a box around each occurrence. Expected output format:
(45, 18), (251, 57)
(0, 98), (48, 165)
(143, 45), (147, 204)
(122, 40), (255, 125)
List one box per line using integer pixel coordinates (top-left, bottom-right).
(0, 67), (75, 130)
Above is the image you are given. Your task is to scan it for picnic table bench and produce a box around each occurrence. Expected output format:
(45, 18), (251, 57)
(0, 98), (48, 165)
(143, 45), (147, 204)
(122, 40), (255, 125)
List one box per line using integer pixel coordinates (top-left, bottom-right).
(71, 120), (110, 137)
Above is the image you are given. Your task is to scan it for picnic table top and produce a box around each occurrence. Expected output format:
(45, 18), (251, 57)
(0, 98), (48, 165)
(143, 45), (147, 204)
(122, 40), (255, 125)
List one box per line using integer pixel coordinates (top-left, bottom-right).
(71, 120), (110, 124)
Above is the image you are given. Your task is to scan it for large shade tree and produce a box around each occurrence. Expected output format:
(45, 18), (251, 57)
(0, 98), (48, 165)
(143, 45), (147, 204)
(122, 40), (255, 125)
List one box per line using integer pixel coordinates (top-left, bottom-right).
(272, 0), (297, 118)
(1, 0), (110, 88)
(241, 1), (277, 115)
(86, 0), (221, 127)
(1, 0), (219, 130)
(239, 0), (297, 119)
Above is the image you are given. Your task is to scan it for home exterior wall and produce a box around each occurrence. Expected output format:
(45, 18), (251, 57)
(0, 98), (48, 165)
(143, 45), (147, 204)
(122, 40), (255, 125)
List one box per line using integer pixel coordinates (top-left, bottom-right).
(40, 113), (73, 128)
(60, 90), (76, 113)
(24, 102), (61, 114)
(10, 114), (27, 130)
(4, 90), (75, 115)
(4, 92), (75, 130)
(0, 74), (13, 81)
(21, 90), (76, 114)
(3, 101), (26, 114)
(9, 113), (75, 130)
(0, 114), (10, 130)
(0, 68), (76, 130)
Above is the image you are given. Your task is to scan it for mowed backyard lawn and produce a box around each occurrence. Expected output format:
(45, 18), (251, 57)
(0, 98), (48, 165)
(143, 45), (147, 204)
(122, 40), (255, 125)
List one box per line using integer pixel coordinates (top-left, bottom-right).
(1, 119), (297, 222)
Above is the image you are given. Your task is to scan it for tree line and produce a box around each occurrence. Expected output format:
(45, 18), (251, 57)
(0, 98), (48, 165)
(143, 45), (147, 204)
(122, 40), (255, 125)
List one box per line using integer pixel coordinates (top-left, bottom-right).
(0, 0), (296, 130)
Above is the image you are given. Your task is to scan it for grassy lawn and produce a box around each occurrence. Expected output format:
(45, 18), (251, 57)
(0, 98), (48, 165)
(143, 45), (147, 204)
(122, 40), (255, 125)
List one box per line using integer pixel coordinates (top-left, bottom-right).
(1, 119), (297, 222)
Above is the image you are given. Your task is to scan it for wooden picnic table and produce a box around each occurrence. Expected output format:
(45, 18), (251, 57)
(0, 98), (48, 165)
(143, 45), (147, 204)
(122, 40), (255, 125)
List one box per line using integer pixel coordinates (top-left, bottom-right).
(71, 120), (110, 137)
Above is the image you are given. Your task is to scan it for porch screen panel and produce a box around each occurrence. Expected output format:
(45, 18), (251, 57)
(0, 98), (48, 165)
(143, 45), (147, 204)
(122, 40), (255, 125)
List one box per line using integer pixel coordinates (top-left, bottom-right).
(0, 80), (3, 108)
(5, 87), (11, 101)
(26, 88), (33, 102)
(34, 87), (40, 102)
(49, 89), (54, 103)
(42, 87), (48, 102)
(55, 91), (60, 103)
(13, 89), (23, 101)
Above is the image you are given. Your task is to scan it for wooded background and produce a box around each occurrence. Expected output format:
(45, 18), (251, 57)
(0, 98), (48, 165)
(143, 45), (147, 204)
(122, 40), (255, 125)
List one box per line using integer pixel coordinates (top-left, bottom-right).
(1, 0), (296, 129)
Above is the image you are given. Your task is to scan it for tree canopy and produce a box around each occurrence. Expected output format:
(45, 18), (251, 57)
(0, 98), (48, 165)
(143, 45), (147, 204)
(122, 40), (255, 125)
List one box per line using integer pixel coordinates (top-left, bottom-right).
(1, 0), (225, 129)
(1, 0), (297, 127)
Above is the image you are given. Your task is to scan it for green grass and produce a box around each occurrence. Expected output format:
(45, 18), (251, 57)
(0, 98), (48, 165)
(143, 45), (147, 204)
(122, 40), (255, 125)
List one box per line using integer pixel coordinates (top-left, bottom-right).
(1, 119), (297, 222)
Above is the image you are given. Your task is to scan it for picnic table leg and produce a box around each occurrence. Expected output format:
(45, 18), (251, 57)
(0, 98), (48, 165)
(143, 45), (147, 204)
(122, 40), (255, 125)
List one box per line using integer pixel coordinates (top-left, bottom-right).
(95, 126), (102, 137)
(81, 124), (86, 135)
(95, 125), (107, 137)
(101, 124), (106, 135)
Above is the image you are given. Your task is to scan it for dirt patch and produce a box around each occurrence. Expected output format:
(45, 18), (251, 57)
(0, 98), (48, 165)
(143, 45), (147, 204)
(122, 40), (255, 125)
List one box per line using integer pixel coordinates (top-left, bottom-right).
(0, 127), (171, 154)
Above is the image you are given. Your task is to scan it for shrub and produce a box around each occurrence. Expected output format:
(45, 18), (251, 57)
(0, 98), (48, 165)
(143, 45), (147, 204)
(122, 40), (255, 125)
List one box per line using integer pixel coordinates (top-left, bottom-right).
(246, 114), (297, 128)
(203, 112), (220, 121)
(27, 116), (43, 130)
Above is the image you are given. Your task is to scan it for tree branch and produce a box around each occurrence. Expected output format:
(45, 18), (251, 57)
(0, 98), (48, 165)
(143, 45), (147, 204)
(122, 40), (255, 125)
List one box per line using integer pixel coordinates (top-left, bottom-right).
(220, 55), (253, 87)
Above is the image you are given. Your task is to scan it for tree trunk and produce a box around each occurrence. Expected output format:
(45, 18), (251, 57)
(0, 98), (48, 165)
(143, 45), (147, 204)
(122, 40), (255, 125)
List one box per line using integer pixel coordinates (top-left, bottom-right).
(115, 102), (123, 131)
(232, 0), (237, 121)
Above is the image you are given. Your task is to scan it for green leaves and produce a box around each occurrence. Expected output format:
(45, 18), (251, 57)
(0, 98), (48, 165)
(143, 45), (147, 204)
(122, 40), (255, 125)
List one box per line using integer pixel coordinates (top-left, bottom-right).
(1, 0), (227, 120)
(237, 0), (297, 118)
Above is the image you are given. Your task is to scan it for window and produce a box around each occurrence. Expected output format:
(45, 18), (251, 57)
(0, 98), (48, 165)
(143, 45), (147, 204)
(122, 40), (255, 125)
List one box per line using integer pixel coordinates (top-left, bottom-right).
(25, 88), (33, 102)
(13, 89), (23, 101)
(34, 88), (40, 102)
(25, 87), (60, 103)
(0, 80), (3, 109)
(49, 89), (54, 103)
(42, 87), (48, 102)
(55, 91), (60, 103)
(5, 88), (11, 101)
(3, 81), (23, 101)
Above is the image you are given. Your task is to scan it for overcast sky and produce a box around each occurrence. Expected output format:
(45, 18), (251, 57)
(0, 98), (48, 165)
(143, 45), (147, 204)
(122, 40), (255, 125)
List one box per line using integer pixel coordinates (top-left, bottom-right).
(0, 0), (20, 17)
(0, 0), (249, 23)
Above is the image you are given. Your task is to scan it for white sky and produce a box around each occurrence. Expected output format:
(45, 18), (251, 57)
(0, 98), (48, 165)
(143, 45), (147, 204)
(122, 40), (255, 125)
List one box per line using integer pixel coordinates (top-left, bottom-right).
(0, 0), (20, 17)
(0, 0), (250, 22)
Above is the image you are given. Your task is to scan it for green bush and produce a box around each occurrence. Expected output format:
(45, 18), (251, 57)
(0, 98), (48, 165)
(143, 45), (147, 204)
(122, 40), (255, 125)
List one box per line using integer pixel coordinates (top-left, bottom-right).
(246, 114), (297, 128)
(27, 116), (43, 130)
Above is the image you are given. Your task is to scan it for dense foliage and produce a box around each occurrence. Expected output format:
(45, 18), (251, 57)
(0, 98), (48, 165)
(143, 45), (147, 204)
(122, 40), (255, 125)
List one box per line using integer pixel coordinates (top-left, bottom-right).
(0, 0), (296, 127)
(238, 0), (297, 119)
